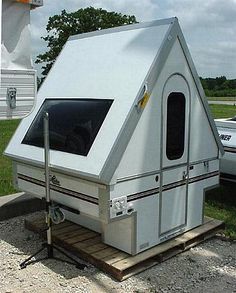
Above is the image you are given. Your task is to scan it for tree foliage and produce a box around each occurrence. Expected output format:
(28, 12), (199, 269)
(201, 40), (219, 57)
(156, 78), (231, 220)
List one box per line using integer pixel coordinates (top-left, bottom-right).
(36, 7), (137, 81)
(200, 76), (236, 97)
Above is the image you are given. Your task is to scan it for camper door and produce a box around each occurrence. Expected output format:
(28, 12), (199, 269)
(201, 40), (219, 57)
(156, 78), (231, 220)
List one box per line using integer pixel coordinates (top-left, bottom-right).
(160, 74), (190, 238)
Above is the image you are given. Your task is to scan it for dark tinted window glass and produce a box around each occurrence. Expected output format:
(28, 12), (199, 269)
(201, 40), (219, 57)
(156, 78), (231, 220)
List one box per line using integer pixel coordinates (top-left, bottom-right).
(166, 92), (186, 160)
(22, 99), (113, 156)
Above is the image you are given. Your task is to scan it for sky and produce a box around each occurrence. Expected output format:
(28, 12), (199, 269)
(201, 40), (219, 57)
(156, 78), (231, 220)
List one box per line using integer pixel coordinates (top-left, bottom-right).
(31, 0), (236, 78)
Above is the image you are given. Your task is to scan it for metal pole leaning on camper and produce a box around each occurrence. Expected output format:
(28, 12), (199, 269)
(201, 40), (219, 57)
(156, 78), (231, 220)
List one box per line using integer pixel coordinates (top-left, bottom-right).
(20, 112), (86, 269)
(44, 112), (53, 257)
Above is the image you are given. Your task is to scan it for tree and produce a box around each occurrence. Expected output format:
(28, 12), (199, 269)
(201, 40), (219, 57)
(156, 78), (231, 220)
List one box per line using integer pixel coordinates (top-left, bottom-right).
(200, 76), (236, 97)
(36, 7), (137, 82)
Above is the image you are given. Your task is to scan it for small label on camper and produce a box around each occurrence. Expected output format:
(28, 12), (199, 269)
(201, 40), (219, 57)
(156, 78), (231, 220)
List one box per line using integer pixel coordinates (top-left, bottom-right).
(220, 134), (232, 141)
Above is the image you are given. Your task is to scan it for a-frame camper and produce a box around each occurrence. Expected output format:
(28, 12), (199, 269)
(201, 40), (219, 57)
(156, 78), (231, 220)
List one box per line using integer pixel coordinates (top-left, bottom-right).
(5, 18), (223, 254)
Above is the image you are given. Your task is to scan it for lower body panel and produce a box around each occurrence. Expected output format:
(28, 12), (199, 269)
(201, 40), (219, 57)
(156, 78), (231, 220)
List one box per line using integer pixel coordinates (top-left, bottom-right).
(14, 161), (219, 255)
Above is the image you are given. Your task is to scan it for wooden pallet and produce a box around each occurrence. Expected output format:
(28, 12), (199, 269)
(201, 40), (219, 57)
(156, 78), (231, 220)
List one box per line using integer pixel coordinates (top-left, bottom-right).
(25, 216), (225, 281)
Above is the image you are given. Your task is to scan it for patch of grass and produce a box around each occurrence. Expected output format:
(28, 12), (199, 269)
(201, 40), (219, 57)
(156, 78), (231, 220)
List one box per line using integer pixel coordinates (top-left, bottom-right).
(205, 201), (236, 239)
(209, 104), (236, 119)
(207, 96), (236, 101)
(206, 182), (236, 205)
(0, 119), (20, 196)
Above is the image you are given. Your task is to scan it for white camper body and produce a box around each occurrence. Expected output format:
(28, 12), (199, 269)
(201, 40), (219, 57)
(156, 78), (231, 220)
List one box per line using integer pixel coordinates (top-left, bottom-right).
(1, 0), (43, 119)
(5, 18), (223, 255)
(215, 118), (236, 182)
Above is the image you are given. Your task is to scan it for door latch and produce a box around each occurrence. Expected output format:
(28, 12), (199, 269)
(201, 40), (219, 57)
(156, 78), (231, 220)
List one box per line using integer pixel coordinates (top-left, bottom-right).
(182, 171), (188, 180)
(204, 161), (209, 172)
(6, 87), (17, 109)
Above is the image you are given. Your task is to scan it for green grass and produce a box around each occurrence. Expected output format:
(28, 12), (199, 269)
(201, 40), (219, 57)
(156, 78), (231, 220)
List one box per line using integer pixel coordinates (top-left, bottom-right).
(205, 201), (236, 239)
(0, 119), (20, 196)
(205, 183), (236, 239)
(207, 96), (236, 101)
(200, 104), (236, 239)
(209, 104), (236, 119)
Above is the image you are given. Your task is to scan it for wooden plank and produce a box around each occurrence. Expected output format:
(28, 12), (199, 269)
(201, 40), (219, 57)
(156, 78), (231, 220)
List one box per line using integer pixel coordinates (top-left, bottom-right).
(52, 224), (81, 236)
(155, 245), (184, 263)
(174, 219), (224, 245)
(25, 219), (45, 234)
(204, 216), (214, 224)
(112, 237), (180, 271)
(120, 259), (159, 281)
(103, 251), (129, 265)
(25, 219), (79, 239)
(33, 217), (45, 225)
(25, 215), (224, 282)
(56, 227), (89, 240)
(52, 221), (74, 231)
(72, 236), (102, 249)
(113, 219), (224, 271)
(91, 247), (118, 259)
(63, 231), (98, 245)
(83, 242), (108, 254)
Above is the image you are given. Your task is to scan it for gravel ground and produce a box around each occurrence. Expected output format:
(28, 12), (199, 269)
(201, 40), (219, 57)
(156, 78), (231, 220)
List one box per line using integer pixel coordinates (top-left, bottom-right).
(0, 212), (235, 293)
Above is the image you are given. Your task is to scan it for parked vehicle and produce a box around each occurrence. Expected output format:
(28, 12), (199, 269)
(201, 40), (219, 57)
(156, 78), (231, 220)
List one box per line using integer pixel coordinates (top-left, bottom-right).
(1, 0), (43, 119)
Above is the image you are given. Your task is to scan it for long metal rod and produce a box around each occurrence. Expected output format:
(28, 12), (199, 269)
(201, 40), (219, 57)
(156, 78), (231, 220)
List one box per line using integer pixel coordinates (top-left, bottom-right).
(20, 111), (86, 269)
(44, 112), (52, 249)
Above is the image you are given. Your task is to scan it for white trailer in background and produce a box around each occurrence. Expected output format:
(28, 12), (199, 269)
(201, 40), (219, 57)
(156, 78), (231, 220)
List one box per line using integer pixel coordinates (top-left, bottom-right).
(215, 118), (236, 182)
(1, 0), (43, 119)
(5, 18), (223, 255)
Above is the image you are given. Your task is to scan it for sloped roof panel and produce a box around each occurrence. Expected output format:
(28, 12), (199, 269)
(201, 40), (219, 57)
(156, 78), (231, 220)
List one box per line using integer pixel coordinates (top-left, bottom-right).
(37, 20), (173, 103)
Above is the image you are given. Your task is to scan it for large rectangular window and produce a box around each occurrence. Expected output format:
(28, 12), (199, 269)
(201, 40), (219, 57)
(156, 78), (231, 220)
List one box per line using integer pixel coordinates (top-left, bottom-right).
(22, 99), (113, 156)
(166, 92), (186, 160)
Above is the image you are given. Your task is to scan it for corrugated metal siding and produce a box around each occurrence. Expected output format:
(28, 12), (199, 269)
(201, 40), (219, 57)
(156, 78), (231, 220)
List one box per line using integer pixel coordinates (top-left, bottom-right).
(0, 69), (36, 119)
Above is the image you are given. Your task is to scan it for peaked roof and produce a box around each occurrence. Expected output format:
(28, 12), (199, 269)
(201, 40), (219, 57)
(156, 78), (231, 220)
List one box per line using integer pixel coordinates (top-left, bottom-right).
(98, 17), (224, 182)
(37, 18), (174, 103)
(5, 17), (223, 184)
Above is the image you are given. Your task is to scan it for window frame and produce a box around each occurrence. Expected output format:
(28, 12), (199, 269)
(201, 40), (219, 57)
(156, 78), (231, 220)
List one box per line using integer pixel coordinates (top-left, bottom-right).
(22, 98), (113, 157)
(166, 92), (186, 161)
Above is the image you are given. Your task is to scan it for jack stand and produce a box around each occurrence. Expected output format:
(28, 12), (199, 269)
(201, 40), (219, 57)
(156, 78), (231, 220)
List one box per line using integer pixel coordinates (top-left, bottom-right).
(20, 242), (86, 269)
(20, 112), (86, 270)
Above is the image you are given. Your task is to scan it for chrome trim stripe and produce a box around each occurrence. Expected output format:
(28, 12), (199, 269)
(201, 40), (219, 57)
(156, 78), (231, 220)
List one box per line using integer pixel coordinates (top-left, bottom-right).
(189, 171), (219, 184)
(17, 173), (99, 205)
(127, 171), (219, 202)
(127, 188), (160, 202)
(18, 170), (219, 204)
(162, 180), (186, 192)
